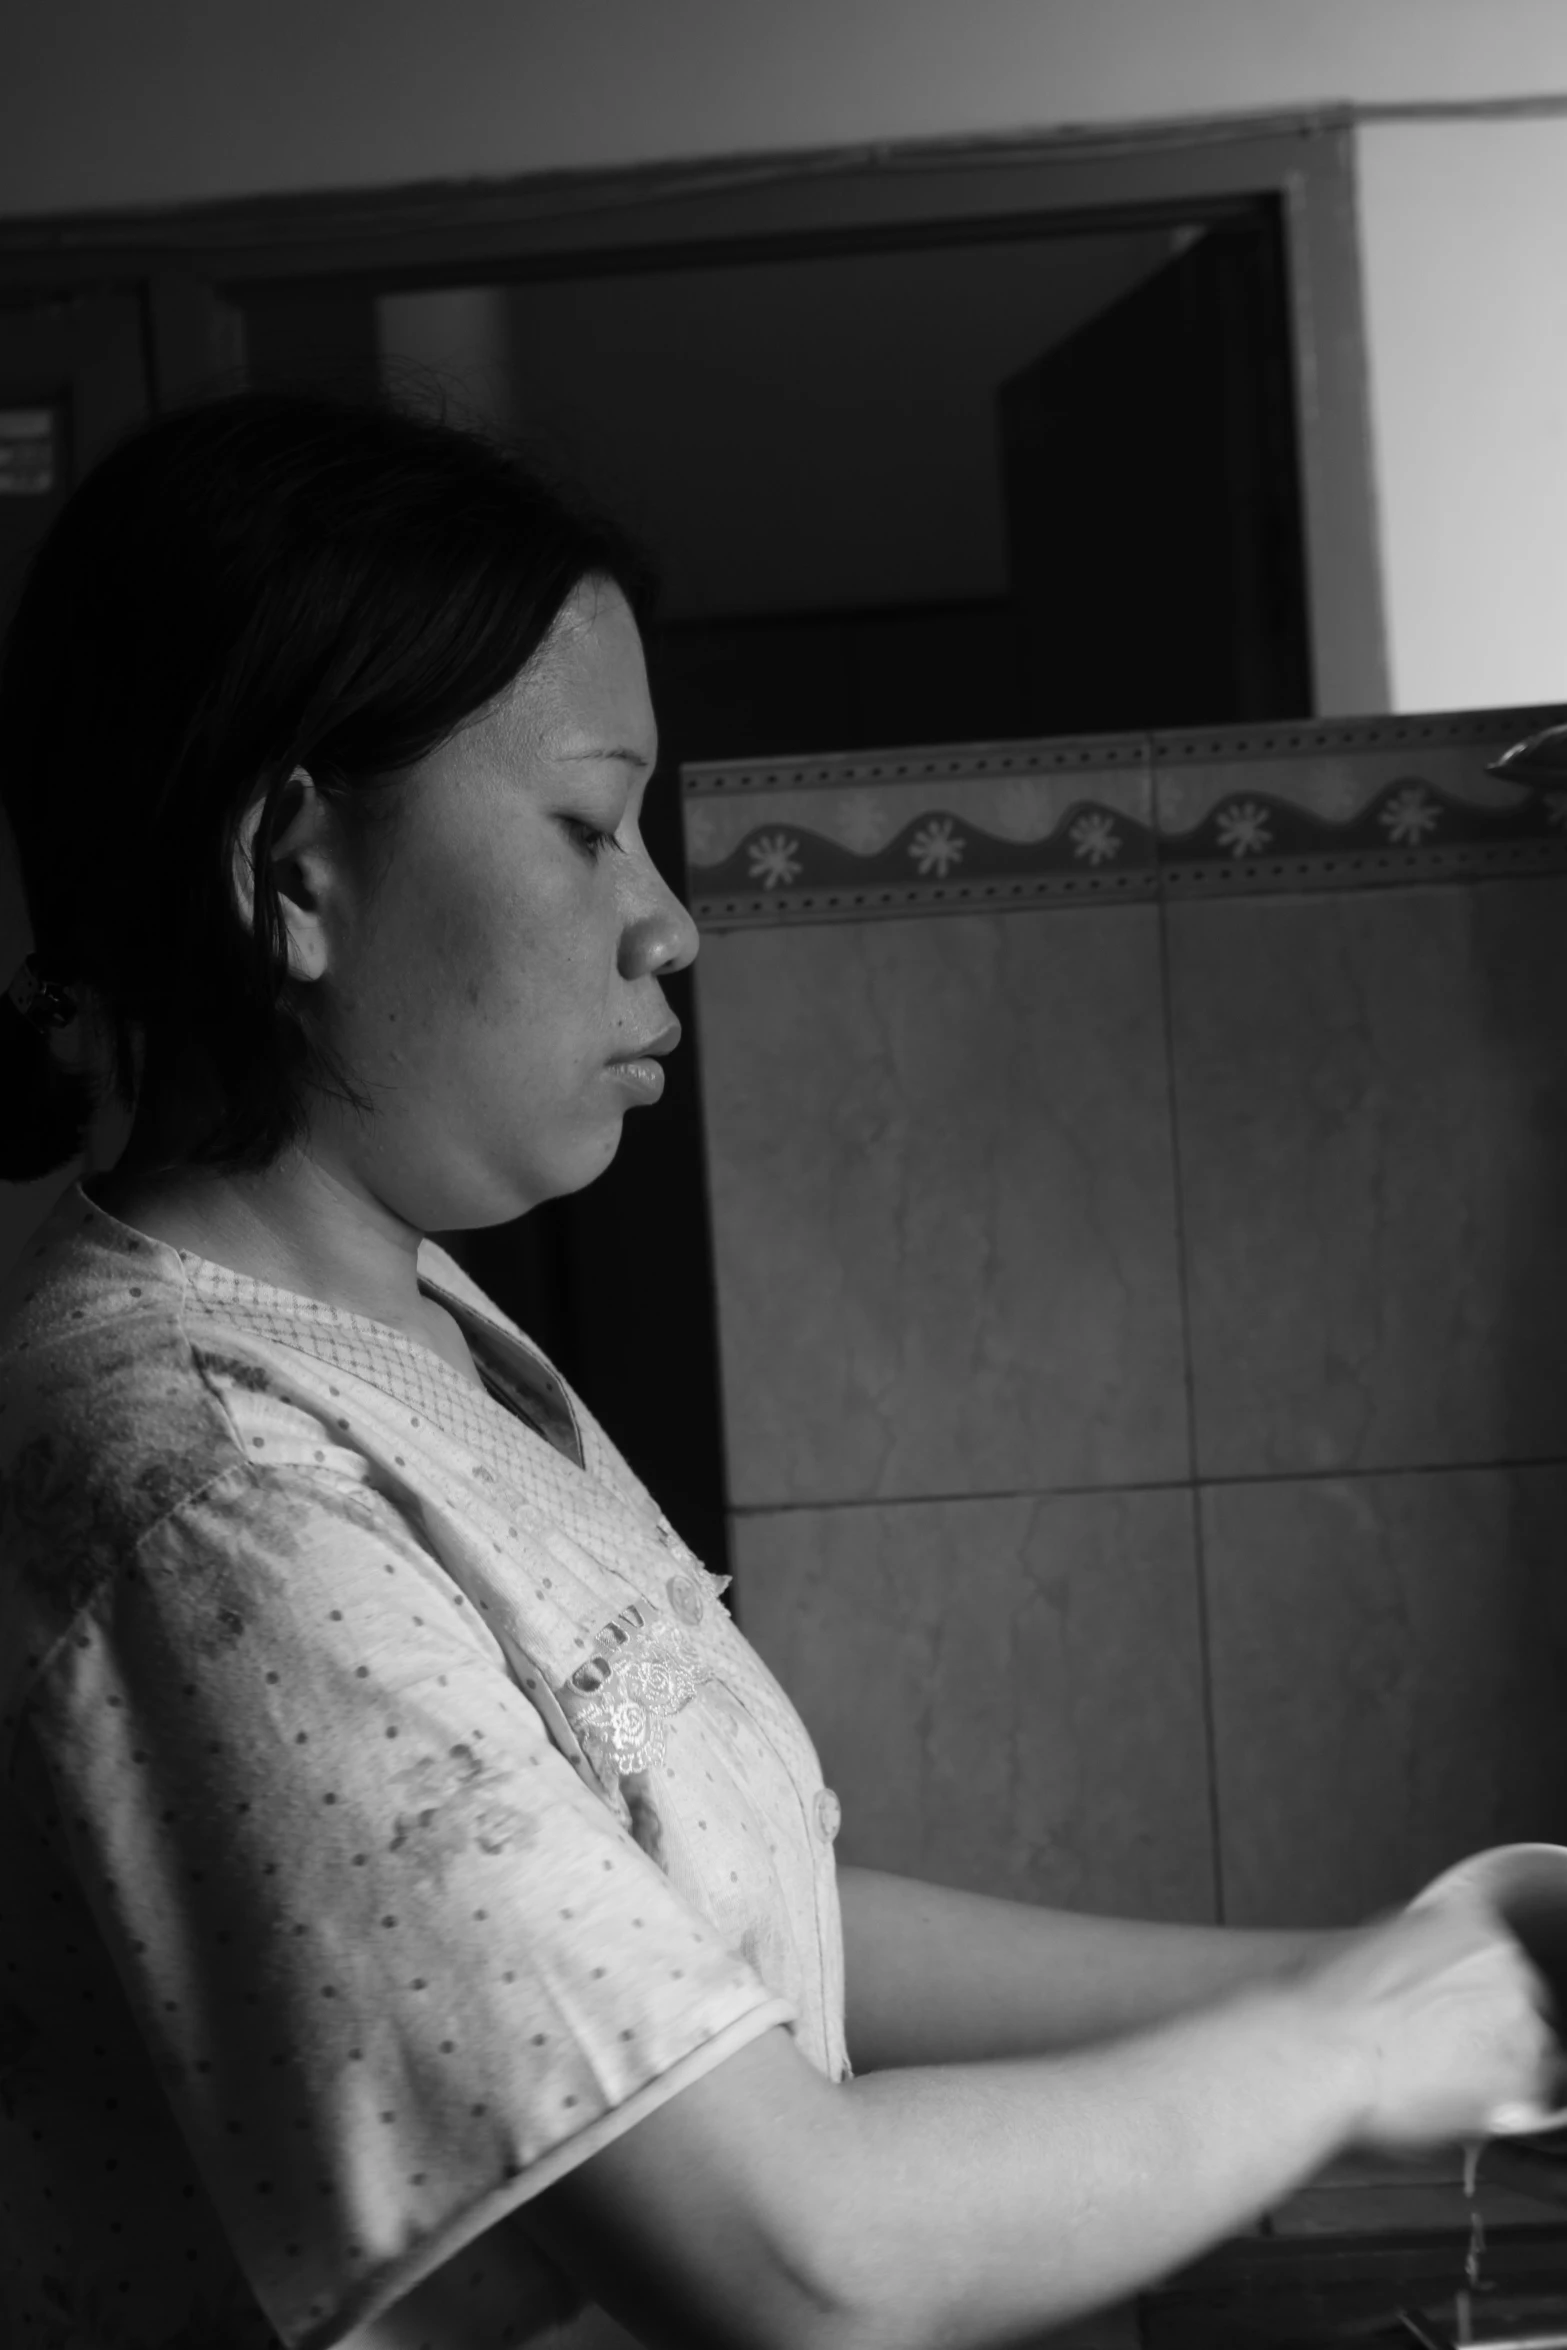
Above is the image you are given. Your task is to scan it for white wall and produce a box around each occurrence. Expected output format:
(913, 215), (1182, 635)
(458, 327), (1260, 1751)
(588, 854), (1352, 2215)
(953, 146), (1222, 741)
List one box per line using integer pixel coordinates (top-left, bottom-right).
(1358, 118), (1567, 712)
(6, 0), (1567, 217)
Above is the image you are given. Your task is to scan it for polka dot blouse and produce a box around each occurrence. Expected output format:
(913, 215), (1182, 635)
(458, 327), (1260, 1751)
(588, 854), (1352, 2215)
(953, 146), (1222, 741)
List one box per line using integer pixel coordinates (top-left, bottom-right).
(0, 1186), (847, 2348)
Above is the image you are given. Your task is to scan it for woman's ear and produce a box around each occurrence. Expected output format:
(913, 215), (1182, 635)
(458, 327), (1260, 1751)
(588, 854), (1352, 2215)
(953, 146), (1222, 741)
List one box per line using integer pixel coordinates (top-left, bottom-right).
(230, 766), (331, 984)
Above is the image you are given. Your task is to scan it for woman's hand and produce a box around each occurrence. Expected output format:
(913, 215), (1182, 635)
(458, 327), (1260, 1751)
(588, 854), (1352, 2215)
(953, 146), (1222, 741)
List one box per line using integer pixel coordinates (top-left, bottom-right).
(1290, 1897), (1558, 2150)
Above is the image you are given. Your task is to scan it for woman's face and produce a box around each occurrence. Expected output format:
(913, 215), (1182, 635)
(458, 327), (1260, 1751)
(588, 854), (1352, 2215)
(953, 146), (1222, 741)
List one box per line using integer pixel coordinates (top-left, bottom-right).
(303, 578), (698, 1233)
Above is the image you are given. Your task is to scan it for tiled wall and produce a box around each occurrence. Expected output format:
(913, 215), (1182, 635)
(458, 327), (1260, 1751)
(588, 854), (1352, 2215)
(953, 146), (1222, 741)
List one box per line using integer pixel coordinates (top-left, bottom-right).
(682, 707), (1567, 1928)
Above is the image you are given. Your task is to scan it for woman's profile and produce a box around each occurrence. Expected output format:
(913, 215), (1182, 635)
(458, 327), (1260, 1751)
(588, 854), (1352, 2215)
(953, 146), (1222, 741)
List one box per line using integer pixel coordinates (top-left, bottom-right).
(0, 390), (1553, 2350)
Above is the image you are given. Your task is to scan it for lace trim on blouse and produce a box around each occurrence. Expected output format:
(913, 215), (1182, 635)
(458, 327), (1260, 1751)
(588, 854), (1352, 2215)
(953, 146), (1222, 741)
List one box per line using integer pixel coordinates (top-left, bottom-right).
(558, 1602), (711, 1777)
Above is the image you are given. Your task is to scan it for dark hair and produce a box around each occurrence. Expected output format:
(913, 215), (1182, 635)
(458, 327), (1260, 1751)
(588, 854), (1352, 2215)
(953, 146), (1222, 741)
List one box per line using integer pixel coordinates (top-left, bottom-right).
(0, 387), (655, 1183)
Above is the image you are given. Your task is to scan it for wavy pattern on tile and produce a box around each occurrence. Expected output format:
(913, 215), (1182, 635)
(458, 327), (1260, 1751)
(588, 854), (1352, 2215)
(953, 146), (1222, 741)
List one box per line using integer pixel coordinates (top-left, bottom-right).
(682, 706), (1567, 927)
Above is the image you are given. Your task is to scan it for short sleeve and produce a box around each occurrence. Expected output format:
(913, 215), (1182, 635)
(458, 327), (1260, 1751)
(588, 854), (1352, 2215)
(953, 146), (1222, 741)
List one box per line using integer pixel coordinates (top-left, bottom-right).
(18, 1461), (794, 2347)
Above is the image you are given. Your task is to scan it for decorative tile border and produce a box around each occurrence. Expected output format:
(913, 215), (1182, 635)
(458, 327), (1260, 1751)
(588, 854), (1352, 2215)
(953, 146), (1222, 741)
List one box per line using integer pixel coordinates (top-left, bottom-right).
(680, 707), (1567, 927)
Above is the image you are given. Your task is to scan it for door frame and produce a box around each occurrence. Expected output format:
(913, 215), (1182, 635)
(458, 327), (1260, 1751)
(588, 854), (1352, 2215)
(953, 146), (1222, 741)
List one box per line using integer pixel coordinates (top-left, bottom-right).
(0, 106), (1387, 713)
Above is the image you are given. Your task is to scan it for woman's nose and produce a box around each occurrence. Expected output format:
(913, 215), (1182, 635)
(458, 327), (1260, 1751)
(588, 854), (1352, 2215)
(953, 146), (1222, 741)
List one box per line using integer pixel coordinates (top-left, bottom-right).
(620, 861), (700, 978)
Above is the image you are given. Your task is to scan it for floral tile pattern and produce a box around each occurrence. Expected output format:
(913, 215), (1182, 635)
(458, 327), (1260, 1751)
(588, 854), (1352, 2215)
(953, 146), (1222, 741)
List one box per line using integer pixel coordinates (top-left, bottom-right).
(681, 706), (1567, 928)
(682, 736), (1155, 924)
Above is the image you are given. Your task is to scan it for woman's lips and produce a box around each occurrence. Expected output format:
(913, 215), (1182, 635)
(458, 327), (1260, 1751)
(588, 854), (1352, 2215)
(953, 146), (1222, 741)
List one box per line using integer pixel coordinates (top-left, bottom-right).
(605, 1018), (681, 1101)
(605, 1057), (666, 1100)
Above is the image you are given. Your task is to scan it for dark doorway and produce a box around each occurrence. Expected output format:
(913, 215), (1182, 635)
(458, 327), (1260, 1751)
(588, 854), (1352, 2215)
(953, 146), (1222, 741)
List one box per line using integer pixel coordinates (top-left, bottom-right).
(999, 211), (1311, 733)
(0, 294), (149, 638)
(0, 294), (152, 1283)
(647, 205), (1309, 763)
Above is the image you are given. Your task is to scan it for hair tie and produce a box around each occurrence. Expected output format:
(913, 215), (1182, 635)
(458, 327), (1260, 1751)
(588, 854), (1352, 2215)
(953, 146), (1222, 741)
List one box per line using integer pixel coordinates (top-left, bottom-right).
(5, 954), (79, 1035)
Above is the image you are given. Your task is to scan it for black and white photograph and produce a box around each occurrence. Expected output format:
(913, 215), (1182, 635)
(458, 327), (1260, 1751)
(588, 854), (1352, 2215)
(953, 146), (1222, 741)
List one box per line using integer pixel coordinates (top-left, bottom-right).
(5, 7), (1567, 2346)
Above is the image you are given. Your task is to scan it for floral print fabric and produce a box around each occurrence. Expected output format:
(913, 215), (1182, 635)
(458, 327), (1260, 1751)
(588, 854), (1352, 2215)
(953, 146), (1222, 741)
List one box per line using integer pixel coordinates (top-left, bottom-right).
(0, 1186), (847, 2349)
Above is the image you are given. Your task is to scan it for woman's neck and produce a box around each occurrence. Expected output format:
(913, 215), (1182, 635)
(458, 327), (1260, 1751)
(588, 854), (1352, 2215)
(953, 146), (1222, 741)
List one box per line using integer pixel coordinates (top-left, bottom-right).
(86, 1159), (485, 1390)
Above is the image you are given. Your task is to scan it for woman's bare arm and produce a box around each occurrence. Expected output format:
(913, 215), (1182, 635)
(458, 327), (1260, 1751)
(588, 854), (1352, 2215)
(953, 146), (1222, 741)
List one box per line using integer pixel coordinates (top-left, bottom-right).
(839, 1864), (1353, 2068)
(522, 1901), (1551, 2350)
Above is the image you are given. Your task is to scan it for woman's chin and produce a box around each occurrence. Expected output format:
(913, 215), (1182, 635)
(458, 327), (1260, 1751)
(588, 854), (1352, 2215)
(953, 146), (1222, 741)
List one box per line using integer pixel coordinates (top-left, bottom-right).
(526, 1119), (628, 1204)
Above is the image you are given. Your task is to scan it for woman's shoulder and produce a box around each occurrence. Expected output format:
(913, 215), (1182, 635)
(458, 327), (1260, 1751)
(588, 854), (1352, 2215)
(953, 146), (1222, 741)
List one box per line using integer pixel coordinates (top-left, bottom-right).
(0, 1185), (251, 1613)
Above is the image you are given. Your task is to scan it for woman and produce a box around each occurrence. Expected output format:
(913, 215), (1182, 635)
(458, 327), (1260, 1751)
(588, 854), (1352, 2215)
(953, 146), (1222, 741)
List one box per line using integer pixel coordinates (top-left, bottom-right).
(0, 390), (1551, 2350)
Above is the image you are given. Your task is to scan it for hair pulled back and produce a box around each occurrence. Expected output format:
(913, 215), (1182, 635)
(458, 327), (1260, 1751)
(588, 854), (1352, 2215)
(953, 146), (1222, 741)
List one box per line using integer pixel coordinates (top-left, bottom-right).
(0, 387), (653, 1183)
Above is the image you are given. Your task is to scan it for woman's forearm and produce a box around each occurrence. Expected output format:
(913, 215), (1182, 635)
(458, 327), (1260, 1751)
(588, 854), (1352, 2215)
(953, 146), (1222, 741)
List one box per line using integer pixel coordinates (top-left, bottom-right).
(536, 1988), (1367, 2350)
(530, 1904), (1543, 2350)
(829, 1981), (1364, 2348)
(839, 1864), (1350, 2069)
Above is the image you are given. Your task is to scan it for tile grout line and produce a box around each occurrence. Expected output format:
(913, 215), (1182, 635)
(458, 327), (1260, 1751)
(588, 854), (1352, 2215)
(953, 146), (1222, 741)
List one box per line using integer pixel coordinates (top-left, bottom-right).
(727, 1451), (1567, 1515)
(1152, 864), (1228, 1928)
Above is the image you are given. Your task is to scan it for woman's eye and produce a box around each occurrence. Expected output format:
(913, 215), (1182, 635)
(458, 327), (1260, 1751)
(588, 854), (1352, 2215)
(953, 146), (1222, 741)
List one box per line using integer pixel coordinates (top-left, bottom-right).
(562, 817), (619, 859)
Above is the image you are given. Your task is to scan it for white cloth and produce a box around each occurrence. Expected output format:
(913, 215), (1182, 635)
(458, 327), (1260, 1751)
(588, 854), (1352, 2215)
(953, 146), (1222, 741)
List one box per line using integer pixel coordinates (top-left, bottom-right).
(0, 1184), (847, 2348)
